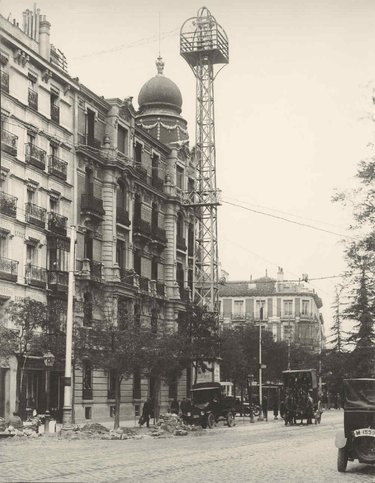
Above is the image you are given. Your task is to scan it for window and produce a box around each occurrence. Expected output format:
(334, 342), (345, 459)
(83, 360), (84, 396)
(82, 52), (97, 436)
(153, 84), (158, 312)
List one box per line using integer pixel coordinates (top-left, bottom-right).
(256, 300), (266, 320)
(283, 300), (293, 317)
(50, 91), (59, 123)
(28, 73), (38, 110)
(85, 407), (92, 419)
(133, 194), (141, 222)
(177, 212), (184, 238)
(83, 292), (92, 327)
(233, 300), (244, 319)
(0, 237), (6, 258)
(151, 257), (158, 281)
(133, 368), (141, 399)
(188, 224), (194, 256)
(188, 178), (194, 193)
(85, 168), (93, 195)
(84, 233), (93, 260)
(50, 143), (58, 159)
(117, 125), (128, 154)
(86, 109), (95, 144)
(27, 133), (35, 146)
(134, 251), (141, 276)
(301, 300), (310, 316)
(117, 181), (127, 209)
(151, 203), (158, 231)
(176, 166), (184, 189)
(26, 245), (37, 265)
(152, 154), (159, 178)
(82, 360), (93, 400)
(116, 240), (126, 269)
(176, 263), (184, 291)
(188, 269), (193, 292)
(134, 142), (142, 163)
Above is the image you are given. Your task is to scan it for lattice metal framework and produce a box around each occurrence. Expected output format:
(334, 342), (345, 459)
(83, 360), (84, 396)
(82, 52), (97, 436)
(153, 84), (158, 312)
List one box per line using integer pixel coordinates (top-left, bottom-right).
(180, 7), (228, 311)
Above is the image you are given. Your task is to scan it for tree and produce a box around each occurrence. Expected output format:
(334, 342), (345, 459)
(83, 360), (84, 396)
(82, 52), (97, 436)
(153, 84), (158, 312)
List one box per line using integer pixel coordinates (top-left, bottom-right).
(1, 297), (66, 416)
(177, 304), (220, 384)
(329, 285), (346, 353)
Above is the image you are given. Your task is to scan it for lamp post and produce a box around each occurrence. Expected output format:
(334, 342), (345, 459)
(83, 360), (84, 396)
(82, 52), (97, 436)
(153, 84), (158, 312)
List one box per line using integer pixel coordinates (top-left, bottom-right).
(287, 314), (291, 370)
(43, 350), (55, 432)
(258, 305), (264, 421)
(247, 374), (254, 423)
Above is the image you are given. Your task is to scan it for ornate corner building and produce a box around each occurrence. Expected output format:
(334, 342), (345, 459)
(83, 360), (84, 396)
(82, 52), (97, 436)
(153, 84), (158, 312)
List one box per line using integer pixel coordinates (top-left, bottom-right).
(219, 268), (325, 353)
(0, 7), (196, 423)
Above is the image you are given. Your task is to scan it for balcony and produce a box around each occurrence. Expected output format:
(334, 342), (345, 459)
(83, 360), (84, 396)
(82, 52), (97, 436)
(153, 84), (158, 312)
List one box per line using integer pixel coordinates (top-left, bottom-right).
(25, 202), (47, 228)
(120, 268), (137, 286)
(28, 88), (38, 110)
(48, 155), (67, 180)
(48, 270), (68, 293)
(116, 206), (131, 227)
(89, 260), (103, 282)
(135, 164), (147, 178)
(151, 226), (167, 247)
(48, 212), (67, 236)
(25, 264), (47, 288)
(133, 219), (151, 239)
(177, 236), (187, 251)
(1, 129), (18, 156)
(77, 134), (101, 149)
(151, 176), (164, 191)
(179, 286), (190, 302)
(50, 104), (60, 123)
(1, 71), (9, 93)
(156, 281), (166, 297)
(0, 192), (17, 218)
(0, 257), (18, 282)
(25, 143), (46, 170)
(81, 194), (105, 219)
(139, 275), (150, 292)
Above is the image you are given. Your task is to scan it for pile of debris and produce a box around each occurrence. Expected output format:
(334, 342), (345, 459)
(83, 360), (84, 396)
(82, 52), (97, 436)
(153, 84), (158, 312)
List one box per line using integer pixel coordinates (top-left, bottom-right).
(151, 413), (194, 437)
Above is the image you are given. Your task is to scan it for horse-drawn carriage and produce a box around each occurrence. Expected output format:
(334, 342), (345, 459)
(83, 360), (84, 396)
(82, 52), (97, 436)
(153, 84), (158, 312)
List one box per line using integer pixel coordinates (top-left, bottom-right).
(282, 369), (322, 425)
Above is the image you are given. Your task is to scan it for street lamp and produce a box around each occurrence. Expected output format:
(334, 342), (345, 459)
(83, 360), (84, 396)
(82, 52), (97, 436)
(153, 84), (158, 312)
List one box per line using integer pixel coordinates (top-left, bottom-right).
(258, 305), (265, 421)
(43, 350), (55, 420)
(247, 374), (254, 423)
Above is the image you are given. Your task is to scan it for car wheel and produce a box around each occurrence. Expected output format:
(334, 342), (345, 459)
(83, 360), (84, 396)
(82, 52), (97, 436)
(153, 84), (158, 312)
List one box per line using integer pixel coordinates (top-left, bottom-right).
(354, 437), (375, 464)
(253, 407), (260, 417)
(227, 412), (234, 427)
(337, 447), (348, 472)
(207, 413), (215, 429)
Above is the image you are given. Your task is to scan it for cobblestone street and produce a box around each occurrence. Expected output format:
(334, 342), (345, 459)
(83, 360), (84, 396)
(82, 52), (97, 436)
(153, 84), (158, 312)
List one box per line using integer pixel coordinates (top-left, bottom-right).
(1, 411), (374, 482)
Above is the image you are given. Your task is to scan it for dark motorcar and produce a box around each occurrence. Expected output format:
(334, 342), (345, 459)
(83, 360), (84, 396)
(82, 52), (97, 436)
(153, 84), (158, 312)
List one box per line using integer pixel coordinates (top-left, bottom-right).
(335, 378), (375, 472)
(182, 382), (236, 429)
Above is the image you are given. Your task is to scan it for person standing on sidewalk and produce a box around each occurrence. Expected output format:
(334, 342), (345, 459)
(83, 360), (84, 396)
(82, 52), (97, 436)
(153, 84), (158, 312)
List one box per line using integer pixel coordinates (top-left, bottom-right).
(140, 398), (153, 428)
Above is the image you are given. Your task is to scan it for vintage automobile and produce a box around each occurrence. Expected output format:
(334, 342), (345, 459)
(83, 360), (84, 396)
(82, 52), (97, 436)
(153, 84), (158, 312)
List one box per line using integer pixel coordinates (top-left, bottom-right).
(335, 378), (375, 472)
(282, 369), (322, 425)
(182, 382), (236, 428)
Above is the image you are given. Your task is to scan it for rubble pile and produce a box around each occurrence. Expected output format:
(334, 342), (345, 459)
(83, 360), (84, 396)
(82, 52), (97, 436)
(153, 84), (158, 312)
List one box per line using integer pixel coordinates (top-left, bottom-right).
(152, 413), (191, 437)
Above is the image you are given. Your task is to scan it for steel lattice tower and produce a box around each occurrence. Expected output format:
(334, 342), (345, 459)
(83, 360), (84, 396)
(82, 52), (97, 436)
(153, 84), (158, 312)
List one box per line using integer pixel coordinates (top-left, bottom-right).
(180, 7), (228, 311)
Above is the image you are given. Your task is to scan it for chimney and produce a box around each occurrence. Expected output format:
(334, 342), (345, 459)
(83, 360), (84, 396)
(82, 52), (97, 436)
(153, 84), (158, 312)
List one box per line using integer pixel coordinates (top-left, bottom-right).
(277, 266), (284, 282)
(39, 15), (51, 61)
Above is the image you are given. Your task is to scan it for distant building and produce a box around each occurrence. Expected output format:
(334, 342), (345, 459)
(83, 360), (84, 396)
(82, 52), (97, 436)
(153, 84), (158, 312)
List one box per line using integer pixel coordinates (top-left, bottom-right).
(219, 268), (325, 352)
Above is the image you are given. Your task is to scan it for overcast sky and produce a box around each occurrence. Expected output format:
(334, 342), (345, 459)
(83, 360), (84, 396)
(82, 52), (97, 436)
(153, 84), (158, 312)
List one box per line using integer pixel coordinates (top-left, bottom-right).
(2, 0), (375, 331)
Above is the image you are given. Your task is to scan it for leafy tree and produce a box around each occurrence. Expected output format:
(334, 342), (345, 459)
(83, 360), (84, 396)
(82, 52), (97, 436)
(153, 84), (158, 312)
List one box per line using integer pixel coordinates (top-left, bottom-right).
(177, 304), (220, 384)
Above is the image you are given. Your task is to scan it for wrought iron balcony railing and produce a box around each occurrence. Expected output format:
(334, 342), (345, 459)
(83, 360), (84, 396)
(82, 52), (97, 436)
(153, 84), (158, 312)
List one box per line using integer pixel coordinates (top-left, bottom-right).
(25, 202), (47, 228)
(151, 226), (167, 245)
(48, 270), (68, 292)
(48, 212), (68, 236)
(81, 194), (105, 218)
(116, 206), (131, 226)
(0, 191), (17, 218)
(1, 71), (9, 93)
(48, 155), (67, 180)
(133, 219), (151, 238)
(177, 236), (187, 251)
(151, 176), (164, 191)
(1, 129), (18, 156)
(25, 143), (46, 170)
(50, 104), (60, 123)
(25, 264), (47, 288)
(0, 257), (18, 282)
(28, 88), (38, 110)
(139, 275), (150, 292)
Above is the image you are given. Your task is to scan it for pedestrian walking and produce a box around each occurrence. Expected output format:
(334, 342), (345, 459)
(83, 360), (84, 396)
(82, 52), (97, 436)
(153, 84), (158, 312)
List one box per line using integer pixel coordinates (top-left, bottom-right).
(262, 394), (268, 420)
(139, 398), (152, 428)
(273, 398), (279, 420)
(180, 397), (187, 415)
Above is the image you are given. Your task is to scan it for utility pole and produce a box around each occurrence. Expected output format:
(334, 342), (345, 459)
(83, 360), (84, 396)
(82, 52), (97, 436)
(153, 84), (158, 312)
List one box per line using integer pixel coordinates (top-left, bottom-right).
(258, 305), (264, 421)
(63, 225), (76, 426)
(287, 315), (291, 370)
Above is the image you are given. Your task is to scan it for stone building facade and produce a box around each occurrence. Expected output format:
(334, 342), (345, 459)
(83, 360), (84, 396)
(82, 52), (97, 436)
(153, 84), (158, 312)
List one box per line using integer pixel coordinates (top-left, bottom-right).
(219, 268), (325, 352)
(0, 7), (195, 423)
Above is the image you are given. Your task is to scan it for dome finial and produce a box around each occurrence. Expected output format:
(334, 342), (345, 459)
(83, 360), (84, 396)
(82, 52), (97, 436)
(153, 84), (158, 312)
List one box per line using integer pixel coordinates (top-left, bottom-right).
(156, 56), (165, 75)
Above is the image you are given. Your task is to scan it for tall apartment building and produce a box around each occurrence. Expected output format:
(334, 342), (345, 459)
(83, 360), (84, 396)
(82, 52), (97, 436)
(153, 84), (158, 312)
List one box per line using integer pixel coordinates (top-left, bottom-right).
(219, 268), (325, 352)
(0, 7), (196, 423)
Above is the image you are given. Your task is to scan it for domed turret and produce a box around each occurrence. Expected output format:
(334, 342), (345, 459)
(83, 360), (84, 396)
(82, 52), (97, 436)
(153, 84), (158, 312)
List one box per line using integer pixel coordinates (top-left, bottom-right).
(138, 56), (182, 114)
(136, 57), (188, 145)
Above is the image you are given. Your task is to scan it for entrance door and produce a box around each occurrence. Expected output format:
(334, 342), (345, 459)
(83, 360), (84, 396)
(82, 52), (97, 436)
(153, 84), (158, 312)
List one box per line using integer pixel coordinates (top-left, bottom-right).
(50, 372), (64, 422)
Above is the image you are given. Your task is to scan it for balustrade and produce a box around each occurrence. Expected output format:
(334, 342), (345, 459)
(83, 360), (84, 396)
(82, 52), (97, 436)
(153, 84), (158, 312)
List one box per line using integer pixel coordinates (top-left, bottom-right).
(139, 275), (150, 292)
(0, 191), (17, 218)
(25, 202), (47, 228)
(48, 270), (68, 292)
(25, 143), (46, 170)
(1, 129), (18, 156)
(48, 155), (67, 180)
(81, 194), (105, 217)
(0, 257), (18, 282)
(25, 264), (47, 287)
(48, 212), (67, 236)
